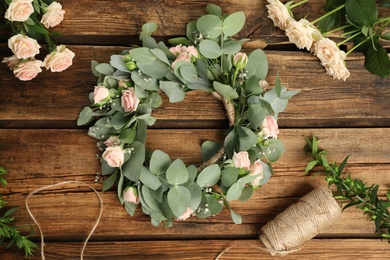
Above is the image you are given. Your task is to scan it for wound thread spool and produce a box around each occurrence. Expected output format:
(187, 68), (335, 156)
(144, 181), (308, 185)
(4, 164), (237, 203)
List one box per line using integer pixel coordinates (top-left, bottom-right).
(259, 186), (342, 256)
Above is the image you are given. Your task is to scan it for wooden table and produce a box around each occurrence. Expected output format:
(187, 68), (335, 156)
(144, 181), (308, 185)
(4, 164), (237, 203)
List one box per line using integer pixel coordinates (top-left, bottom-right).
(1, 0), (389, 259)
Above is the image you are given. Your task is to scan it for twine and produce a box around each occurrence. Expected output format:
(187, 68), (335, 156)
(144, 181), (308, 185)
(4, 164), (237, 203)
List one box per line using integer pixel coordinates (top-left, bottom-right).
(197, 91), (235, 171)
(25, 181), (103, 260)
(259, 186), (342, 256)
(215, 186), (342, 258)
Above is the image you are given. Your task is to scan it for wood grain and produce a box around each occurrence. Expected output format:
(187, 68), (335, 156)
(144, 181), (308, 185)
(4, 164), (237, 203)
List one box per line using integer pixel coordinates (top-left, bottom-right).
(1, 45), (389, 128)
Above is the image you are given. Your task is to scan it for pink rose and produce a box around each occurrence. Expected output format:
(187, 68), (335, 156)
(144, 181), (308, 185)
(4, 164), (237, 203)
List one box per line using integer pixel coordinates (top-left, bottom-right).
(177, 207), (194, 220)
(249, 160), (264, 187)
(102, 146), (125, 168)
(170, 45), (198, 68)
(123, 186), (140, 204)
(232, 151), (251, 170)
(104, 136), (120, 147)
(5, 0), (34, 22)
(40, 1), (65, 28)
(261, 116), (279, 138)
(94, 86), (110, 104)
(8, 34), (41, 59)
(13, 59), (43, 81)
(259, 79), (270, 90)
(43, 45), (75, 72)
(121, 88), (139, 112)
(186, 46), (198, 58)
(233, 52), (248, 69)
(2, 55), (20, 69)
(285, 19), (315, 51)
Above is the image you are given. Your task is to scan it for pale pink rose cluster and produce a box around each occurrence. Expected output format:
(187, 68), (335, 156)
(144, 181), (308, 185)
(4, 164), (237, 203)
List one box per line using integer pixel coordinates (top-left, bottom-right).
(169, 44), (199, 69)
(266, 0), (350, 81)
(232, 151), (264, 187)
(93, 85), (140, 113)
(3, 1), (73, 81)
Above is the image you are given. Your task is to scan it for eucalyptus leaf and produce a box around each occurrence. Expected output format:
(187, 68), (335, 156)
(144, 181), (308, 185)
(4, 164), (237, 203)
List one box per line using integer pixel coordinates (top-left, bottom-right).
(188, 182), (202, 210)
(140, 166), (162, 191)
(91, 60), (100, 77)
(201, 140), (222, 162)
(141, 185), (162, 212)
(119, 128), (136, 145)
(102, 171), (117, 191)
(110, 55), (130, 72)
(222, 41), (241, 55)
(199, 40), (222, 59)
(124, 201), (138, 216)
(159, 81), (186, 103)
(221, 167), (239, 187)
(137, 60), (170, 79)
(206, 4), (222, 16)
(222, 11), (245, 37)
(196, 164), (221, 188)
(238, 186), (254, 201)
(226, 182), (243, 201)
(150, 150), (172, 176)
(248, 104), (266, 130)
(143, 35), (158, 49)
(237, 126), (257, 151)
(129, 47), (156, 65)
(77, 107), (94, 126)
(95, 63), (115, 76)
(196, 14), (223, 38)
(245, 49), (268, 80)
(179, 62), (198, 83)
(122, 141), (145, 181)
(213, 81), (239, 100)
(168, 186), (191, 217)
(150, 48), (170, 65)
(166, 159), (189, 185)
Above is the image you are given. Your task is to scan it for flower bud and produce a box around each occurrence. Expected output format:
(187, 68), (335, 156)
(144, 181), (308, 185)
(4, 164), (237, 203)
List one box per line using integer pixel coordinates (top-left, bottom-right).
(125, 61), (138, 71)
(123, 186), (139, 204)
(233, 52), (248, 70)
(122, 54), (133, 62)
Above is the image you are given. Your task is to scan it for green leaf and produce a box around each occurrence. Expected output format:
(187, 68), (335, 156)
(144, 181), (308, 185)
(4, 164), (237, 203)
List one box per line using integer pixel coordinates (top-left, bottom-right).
(221, 167), (239, 187)
(119, 128), (136, 145)
(137, 60), (170, 79)
(141, 185), (161, 212)
(140, 166), (162, 191)
(90, 60), (100, 77)
(364, 43), (390, 78)
(196, 164), (221, 188)
(381, 32), (390, 41)
(166, 159), (189, 185)
(236, 126), (257, 151)
(239, 186), (254, 201)
(213, 81), (239, 100)
(199, 39), (222, 59)
(124, 201), (138, 216)
(244, 75), (263, 96)
(110, 55), (129, 72)
(168, 186), (191, 217)
(188, 183), (202, 210)
(245, 49), (268, 80)
(248, 104), (266, 130)
(196, 14), (223, 38)
(159, 81), (186, 103)
(305, 160), (318, 173)
(77, 107), (94, 126)
(226, 182), (243, 201)
(131, 71), (159, 91)
(206, 4), (222, 16)
(178, 62), (198, 83)
(122, 141), (146, 181)
(345, 0), (378, 27)
(222, 41), (241, 55)
(222, 11), (245, 37)
(130, 47), (156, 65)
(3, 207), (18, 218)
(95, 63), (115, 76)
(150, 48), (170, 65)
(150, 150), (172, 176)
(201, 140), (222, 162)
(102, 171), (117, 191)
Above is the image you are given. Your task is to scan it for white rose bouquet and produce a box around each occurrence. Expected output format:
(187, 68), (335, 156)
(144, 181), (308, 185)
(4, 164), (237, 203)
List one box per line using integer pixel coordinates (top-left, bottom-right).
(0, 0), (74, 81)
(267, 0), (390, 80)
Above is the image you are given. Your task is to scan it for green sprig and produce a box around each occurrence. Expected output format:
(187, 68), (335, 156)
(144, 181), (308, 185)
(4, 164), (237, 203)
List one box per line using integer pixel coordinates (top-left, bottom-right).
(0, 167), (37, 257)
(304, 136), (390, 240)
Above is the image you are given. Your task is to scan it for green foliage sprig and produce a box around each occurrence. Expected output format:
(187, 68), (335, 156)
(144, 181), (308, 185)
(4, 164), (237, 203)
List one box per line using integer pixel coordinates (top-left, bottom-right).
(0, 167), (37, 257)
(78, 4), (299, 227)
(304, 136), (390, 240)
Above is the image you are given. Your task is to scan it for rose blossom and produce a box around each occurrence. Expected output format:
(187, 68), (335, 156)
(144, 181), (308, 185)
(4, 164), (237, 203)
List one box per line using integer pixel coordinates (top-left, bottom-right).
(121, 88), (140, 112)
(94, 86), (110, 104)
(313, 38), (342, 65)
(324, 58), (350, 81)
(104, 136), (120, 147)
(123, 186), (139, 204)
(5, 0), (34, 22)
(261, 116), (279, 138)
(102, 146), (125, 168)
(177, 207), (194, 220)
(266, 0), (293, 30)
(40, 2), (65, 28)
(249, 160), (264, 187)
(8, 34), (41, 59)
(233, 52), (248, 69)
(285, 19), (315, 51)
(13, 60), (43, 81)
(2, 55), (20, 69)
(169, 44), (198, 68)
(43, 45), (75, 72)
(232, 151), (251, 170)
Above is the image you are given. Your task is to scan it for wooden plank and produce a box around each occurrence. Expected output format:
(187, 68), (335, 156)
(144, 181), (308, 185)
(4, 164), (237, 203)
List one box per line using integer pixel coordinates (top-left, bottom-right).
(0, 128), (388, 239)
(1, 45), (389, 128)
(1, 239), (388, 259)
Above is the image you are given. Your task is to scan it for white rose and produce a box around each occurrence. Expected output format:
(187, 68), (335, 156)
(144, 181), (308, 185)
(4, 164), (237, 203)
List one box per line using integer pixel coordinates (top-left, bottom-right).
(40, 2), (65, 28)
(13, 59), (43, 81)
(43, 45), (75, 72)
(285, 19), (315, 51)
(313, 38), (341, 65)
(5, 0), (34, 22)
(266, 0), (293, 30)
(324, 57), (350, 81)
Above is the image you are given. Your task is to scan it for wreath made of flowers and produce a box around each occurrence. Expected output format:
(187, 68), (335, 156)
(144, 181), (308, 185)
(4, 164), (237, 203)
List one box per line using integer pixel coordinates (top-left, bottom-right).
(77, 4), (299, 227)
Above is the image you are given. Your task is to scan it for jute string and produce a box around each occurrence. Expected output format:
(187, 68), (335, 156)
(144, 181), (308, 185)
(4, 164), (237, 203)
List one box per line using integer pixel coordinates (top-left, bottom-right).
(216, 186), (342, 258)
(25, 181), (103, 260)
(197, 91), (235, 172)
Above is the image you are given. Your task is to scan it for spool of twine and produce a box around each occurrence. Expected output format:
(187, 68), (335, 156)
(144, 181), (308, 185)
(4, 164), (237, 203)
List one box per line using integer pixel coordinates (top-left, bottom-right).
(259, 186), (342, 256)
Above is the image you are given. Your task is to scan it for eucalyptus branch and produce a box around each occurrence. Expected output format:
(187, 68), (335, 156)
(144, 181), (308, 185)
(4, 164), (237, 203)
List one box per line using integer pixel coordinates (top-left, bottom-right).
(0, 167), (37, 257)
(303, 136), (390, 240)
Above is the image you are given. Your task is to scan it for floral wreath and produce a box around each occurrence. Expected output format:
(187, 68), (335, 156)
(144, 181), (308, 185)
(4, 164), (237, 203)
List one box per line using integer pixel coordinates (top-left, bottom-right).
(78, 4), (299, 227)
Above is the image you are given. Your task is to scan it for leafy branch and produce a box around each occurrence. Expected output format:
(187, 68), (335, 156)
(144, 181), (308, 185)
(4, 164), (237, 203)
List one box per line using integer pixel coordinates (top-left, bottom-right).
(0, 167), (37, 257)
(304, 136), (390, 240)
